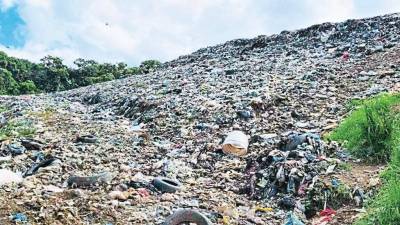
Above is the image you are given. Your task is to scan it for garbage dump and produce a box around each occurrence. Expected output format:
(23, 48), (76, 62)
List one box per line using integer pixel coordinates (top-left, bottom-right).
(0, 12), (399, 224)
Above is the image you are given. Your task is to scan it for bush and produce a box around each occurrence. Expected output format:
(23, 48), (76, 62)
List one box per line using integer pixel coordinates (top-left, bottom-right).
(19, 80), (38, 94)
(0, 119), (36, 140)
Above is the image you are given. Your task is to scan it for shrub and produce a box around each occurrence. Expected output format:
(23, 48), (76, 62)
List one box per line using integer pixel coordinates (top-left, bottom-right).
(19, 80), (38, 94)
(0, 119), (36, 140)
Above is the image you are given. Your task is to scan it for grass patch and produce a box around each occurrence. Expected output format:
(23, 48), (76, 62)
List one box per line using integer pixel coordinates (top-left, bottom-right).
(0, 106), (7, 113)
(355, 141), (400, 225)
(29, 107), (56, 122)
(328, 93), (400, 163)
(327, 93), (400, 224)
(359, 115), (400, 225)
(337, 162), (353, 171)
(0, 119), (36, 140)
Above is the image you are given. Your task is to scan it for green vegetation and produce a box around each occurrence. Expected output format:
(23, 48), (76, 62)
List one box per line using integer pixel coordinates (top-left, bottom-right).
(139, 60), (162, 74)
(0, 51), (161, 95)
(0, 106), (36, 139)
(0, 105), (7, 113)
(355, 130), (400, 225)
(328, 93), (400, 163)
(328, 93), (400, 225)
(337, 162), (353, 171)
(305, 180), (353, 218)
(0, 119), (36, 140)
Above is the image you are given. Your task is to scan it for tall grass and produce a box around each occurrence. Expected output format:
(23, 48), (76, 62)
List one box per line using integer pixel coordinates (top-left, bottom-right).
(328, 93), (400, 163)
(328, 93), (400, 225)
(356, 131), (400, 225)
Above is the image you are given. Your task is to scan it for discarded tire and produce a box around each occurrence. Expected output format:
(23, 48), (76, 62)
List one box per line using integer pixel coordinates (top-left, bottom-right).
(163, 209), (213, 225)
(153, 177), (182, 193)
(76, 135), (98, 143)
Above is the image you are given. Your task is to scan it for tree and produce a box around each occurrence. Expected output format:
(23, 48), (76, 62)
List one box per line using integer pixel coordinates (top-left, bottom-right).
(19, 80), (38, 94)
(39, 56), (71, 92)
(139, 60), (161, 73)
(0, 69), (19, 95)
(0, 51), (160, 95)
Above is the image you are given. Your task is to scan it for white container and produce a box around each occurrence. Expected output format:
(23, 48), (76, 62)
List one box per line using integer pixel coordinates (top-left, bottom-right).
(0, 169), (23, 186)
(222, 131), (249, 156)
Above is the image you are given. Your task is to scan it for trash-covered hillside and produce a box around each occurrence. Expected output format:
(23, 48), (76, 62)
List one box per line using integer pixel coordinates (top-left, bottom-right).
(1, 13), (400, 225)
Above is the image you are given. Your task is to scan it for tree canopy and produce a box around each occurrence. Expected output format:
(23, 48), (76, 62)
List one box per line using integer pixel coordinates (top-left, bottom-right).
(0, 51), (161, 95)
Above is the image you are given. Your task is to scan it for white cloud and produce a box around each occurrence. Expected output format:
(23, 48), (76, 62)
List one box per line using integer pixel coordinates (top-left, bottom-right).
(0, 0), (19, 11)
(0, 0), (399, 65)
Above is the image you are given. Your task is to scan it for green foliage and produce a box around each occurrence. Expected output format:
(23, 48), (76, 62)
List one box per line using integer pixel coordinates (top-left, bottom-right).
(139, 59), (161, 73)
(329, 93), (400, 224)
(337, 162), (353, 171)
(0, 68), (20, 95)
(39, 56), (71, 92)
(355, 147), (400, 225)
(328, 93), (400, 163)
(0, 105), (7, 113)
(0, 51), (161, 95)
(0, 119), (36, 140)
(19, 80), (38, 94)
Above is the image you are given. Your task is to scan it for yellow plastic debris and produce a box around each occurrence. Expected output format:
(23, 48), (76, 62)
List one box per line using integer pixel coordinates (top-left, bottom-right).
(255, 206), (273, 212)
(222, 216), (230, 225)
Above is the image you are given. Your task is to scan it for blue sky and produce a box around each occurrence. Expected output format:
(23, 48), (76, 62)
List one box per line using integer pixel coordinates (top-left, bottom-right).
(1, 0), (400, 65)
(0, 6), (24, 47)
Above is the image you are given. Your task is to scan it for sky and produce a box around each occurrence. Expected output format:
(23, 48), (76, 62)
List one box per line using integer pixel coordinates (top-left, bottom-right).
(0, 0), (400, 66)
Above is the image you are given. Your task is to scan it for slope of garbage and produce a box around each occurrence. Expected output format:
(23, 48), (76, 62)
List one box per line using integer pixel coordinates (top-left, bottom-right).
(1, 13), (400, 225)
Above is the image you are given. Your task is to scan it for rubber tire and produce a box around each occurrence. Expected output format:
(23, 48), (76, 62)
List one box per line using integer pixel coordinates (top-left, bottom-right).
(163, 209), (213, 225)
(153, 177), (182, 193)
(77, 135), (98, 143)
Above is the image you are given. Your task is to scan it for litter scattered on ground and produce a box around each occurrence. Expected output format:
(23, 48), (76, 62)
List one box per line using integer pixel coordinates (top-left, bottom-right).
(1, 12), (400, 225)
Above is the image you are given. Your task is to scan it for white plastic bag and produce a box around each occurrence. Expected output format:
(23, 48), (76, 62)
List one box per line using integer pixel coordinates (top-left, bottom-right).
(222, 131), (249, 156)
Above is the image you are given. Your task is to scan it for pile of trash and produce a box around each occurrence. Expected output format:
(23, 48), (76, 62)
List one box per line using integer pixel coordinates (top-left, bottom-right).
(246, 133), (329, 199)
(243, 132), (362, 219)
(0, 13), (400, 225)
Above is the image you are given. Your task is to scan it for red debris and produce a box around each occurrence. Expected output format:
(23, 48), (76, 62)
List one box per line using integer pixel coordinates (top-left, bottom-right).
(137, 188), (150, 197)
(342, 51), (350, 60)
(319, 208), (336, 217)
